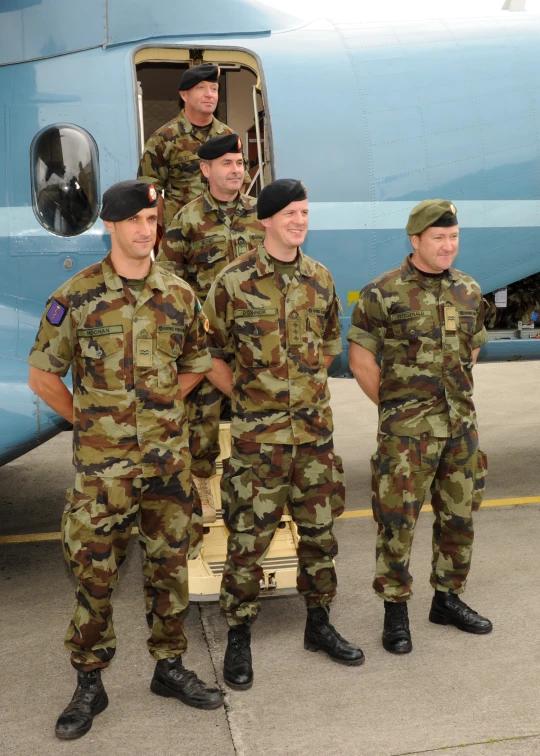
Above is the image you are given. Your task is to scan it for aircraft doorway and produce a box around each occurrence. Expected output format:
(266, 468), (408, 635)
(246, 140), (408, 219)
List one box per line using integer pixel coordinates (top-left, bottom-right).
(134, 48), (272, 196)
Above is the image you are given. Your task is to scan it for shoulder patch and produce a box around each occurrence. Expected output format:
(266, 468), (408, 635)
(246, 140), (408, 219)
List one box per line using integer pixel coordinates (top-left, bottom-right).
(46, 299), (68, 326)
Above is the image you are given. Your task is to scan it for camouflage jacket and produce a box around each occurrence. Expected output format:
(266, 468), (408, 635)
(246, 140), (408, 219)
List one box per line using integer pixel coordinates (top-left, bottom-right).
(156, 188), (265, 303)
(347, 255), (488, 438)
(28, 255), (211, 478)
(137, 110), (234, 229)
(203, 244), (342, 445)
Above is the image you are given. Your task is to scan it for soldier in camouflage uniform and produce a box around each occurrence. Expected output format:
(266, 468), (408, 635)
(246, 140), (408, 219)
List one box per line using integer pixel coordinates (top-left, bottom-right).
(203, 179), (365, 691)
(28, 181), (224, 741)
(483, 272), (540, 329)
(137, 63), (236, 230)
(157, 133), (265, 524)
(348, 199), (492, 655)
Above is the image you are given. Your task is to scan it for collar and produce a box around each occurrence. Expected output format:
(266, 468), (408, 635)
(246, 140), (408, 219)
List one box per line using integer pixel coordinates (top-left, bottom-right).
(102, 253), (167, 293)
(202, 188), (252, 221)
(178, 110), (226, 136)
(401, 254), (457, 284)
(254, 244), (315, 278)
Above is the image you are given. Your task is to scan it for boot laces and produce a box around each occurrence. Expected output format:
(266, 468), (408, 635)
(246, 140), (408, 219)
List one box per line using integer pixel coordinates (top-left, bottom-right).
(386, 602), (410, 632)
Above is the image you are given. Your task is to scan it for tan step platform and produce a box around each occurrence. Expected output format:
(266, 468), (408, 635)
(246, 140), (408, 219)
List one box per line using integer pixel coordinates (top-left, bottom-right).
(188, 514), (299, 602)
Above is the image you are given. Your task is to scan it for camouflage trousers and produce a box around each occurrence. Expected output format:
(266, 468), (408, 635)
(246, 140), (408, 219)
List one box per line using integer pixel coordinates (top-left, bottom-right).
(186, 377), (223, 556)
(220, 437), (345, 626)
(370, 430), (488, 602)
(61, 470), (192, 671)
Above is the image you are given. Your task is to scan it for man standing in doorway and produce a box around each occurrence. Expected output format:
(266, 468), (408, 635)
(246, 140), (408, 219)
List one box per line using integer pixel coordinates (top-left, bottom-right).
(138, 63), (236, 231)
(28, 180), (224, 741)
(348, 199), (492, 655)
(157, 133), (265, 524)
(204, 179), (365, 691)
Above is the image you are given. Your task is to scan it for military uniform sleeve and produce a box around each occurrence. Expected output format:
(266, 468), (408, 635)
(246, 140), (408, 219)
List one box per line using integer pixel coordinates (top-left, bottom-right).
(137, 133), (168, 193)
(203, 275), (235, 361)
(156, 212), (191, 279)
(27, 295), (74, 375)
(177, 298), (212, 375)
(346, 283), (387, 356)
(323, 284), (342, 356)
(471, 290), (489, 350)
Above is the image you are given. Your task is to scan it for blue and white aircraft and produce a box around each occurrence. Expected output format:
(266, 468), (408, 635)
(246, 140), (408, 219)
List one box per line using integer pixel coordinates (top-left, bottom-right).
(1, 0), (540, 466)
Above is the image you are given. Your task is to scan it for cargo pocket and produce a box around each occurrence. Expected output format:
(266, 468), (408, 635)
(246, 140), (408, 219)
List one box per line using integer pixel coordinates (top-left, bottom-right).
(61, 487), (94, 579)
(221, 455), (254, 533)
(330, 453), (346, 518)
(472, 449), (488, 512)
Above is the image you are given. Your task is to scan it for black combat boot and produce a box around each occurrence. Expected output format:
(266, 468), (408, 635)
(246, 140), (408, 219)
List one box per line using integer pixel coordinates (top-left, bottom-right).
(382, 601), (413, 654)
(223, 624), (253, 690)
(429, 591), (493, 634)
(151, 657), (224, 709)
(55, 669), (109, 740)
(304, 607), (365, 666)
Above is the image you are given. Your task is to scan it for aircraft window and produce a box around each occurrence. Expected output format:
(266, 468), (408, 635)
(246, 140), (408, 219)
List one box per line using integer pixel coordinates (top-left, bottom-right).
(31, 124), (99, 237)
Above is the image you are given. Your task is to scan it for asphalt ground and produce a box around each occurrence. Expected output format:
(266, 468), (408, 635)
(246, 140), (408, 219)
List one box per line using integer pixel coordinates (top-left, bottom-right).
(1, 362), (539, 756)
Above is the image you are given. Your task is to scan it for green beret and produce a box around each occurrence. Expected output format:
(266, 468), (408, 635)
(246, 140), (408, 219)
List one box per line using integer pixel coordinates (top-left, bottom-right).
(100, 180), (158, 222)
(198, 133), (243, 160)
(406, 199), (458, 235)
(257, 179), (307, 220)
(179, 63), (219, 91)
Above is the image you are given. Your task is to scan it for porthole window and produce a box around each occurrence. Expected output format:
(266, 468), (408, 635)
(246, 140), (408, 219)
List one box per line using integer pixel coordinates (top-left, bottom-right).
(31, 124), (99, 237)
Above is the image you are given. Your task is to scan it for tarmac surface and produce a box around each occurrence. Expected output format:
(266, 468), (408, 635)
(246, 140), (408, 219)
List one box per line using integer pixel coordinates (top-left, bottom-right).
(1, 362), (539, 756)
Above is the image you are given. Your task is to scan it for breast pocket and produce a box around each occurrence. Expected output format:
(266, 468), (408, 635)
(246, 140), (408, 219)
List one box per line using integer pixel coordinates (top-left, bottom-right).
(170, 154), (200, 181)
(234, 313), (281, 368)
(156, 330), (183, 388)
(390, 314), (435, 365)
(191, 235), (228, 290)
(78, 334), (125, 390)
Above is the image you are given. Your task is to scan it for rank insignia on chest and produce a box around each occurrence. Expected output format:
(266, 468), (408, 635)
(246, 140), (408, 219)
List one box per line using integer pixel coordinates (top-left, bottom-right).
(444, 305), (457, 332)
(46, 299), (68, 326)
(136, 337), (153, 368)
(287, 313), (303, 346)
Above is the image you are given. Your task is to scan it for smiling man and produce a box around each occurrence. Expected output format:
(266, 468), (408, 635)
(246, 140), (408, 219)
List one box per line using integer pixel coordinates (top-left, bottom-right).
(156, 133), (265, 525)
(28, 180), (224, 740)
(348, 199), (492, 656)
(138, 63), (238, 231)
(203, 178), (365, 691)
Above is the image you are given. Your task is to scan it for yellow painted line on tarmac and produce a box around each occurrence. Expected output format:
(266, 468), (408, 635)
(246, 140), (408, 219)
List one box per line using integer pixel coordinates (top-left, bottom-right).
(1, 498), (540, 545)
(340, 496), (540, 519)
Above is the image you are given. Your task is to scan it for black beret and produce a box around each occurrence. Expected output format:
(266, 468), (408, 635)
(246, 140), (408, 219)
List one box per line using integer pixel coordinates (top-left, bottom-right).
(406, 199), (458, 235)
(198, 133), (243, 160)
(257, 179), (308, 220)
(179, 63), (219, 91)
(100, 180), (158, 222)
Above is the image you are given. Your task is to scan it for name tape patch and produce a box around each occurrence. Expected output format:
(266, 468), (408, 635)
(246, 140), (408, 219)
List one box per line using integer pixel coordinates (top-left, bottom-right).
(46, 300), (68, 326)
(391, 310), (428, 321)
(235, 308), (278, 318)
(157, 325), (184, 333)
(307, 307), (326, 315)
(77, 325), (124, 338)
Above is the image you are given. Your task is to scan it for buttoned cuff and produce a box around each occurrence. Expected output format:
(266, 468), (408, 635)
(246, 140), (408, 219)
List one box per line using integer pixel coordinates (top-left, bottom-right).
(209, 346), (228, 360)
(27, 350), (70, 376)
(471, 327), (488, 350)
(177, 353), (212, 374)
(346, 326), (380, 355)
(138, 174), (164, 192)
(323, 338), (342, 356)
